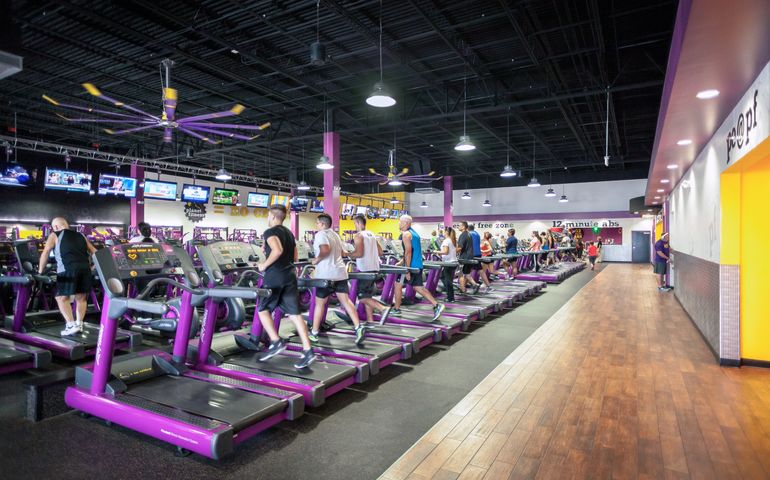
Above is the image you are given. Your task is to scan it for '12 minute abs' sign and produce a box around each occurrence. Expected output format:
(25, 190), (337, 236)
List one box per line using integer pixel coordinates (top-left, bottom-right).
(726, 89), (759, 165)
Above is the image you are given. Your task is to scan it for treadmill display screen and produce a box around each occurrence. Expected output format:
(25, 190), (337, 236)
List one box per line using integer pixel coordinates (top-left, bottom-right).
(124, 246), (164, 267)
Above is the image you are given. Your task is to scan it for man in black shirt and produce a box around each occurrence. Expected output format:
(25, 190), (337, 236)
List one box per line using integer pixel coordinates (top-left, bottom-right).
(256, 204), (315, 369)
(456, 221), (481, 295)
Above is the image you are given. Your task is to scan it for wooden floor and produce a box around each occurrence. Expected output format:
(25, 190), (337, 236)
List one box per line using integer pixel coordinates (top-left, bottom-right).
(379, 264), (770, 480)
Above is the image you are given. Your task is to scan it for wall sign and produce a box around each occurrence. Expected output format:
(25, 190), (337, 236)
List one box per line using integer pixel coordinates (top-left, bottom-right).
(184, 202), (206, 223)
(726, 89), (759, 164)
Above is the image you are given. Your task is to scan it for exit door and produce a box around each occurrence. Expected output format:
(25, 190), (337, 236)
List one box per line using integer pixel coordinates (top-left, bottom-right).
(632, 231), (651, 263)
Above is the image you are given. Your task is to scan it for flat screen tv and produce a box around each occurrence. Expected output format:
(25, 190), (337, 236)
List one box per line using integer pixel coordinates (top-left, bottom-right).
(390, 209), (400, 219)
(379, 207), (390, 218)
(309, 199), (324, 213)
(44, 167), (92, 192)
(212, 188), (239, 206)
(98, 174), (137, 197)
(0, 163), (36, 187)
(247, 192), (270, 208)
(143, 180), (178, 201)
(181, 184), (210, 203)
(341, 203), (355, 217)
(355, 205), (368, 215)
(270, 194), (291, 208)
(366, 207), (379, 219)
(290, 196), (310, 212)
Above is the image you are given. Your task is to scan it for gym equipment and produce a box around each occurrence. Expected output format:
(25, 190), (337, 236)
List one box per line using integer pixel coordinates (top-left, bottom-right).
(66, 242), (302, 459)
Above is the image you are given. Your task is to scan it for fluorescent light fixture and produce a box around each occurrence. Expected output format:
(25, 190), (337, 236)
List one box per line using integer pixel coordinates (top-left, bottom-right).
(390, 196), (399, 204)
(215, 167), (232, 181)
(544, 188), (556, 197)
(527, 177), (540, 188)
(482, 199), (492, 207)
(654, 196), (661, 199)
(461, 191), (471, 199)
(297, 180), (311, 191)
(696, 89), (720, 99)
(500, 165), (516, 177)
(667, 164), (678, 169)
(454, 135), (476, 151)
(316, 155), (334, 170)
(366, 82), (396, 107)
(676, 139), (692, 146)
(660, 179), (670, 183)
(558, 194), (568, 203)
(656, 189), (664, 192)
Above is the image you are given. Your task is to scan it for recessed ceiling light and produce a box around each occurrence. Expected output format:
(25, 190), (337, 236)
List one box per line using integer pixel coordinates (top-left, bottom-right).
(652, 201), (659, 204)
(230, 49), (239, 54)
(656, 189), (664, 192)
(654, 196), (661, 199)
(676, 139), (692, 146)
(696, 89), (719, 99)
(667, 164), (678, 169)
(660, 179), (670, 183)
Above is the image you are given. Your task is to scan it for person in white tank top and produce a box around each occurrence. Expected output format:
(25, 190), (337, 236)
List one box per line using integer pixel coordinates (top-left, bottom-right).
(349, 214), (393, 326)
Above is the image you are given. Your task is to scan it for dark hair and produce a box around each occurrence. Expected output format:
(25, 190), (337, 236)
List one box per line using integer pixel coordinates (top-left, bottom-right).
(137, 222), (152, 238)
(317, 213), (332, 228)
(468, 224), (475, 231)
(508, 229), (515, 236)
(353, 214), (367, 226)
(269, 204), (287, 221)
(444, 226), (456, 246)
(461, 221), (468, 229)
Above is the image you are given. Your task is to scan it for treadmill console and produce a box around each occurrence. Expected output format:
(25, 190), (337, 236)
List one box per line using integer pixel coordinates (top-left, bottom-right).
(390, 241), (404, 256)
(0, 241), (15, 266)
(297, 241), (312, 261)
(14, 239), (49, 271)
(196, 241), (263, 282)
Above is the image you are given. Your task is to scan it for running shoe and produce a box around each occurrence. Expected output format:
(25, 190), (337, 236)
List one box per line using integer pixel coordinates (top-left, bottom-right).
(380, 304), (393, 323)
(432, 303), (445, 321)
(355, 325), (366, 345)
(485, 286), (494, 293)
(364, 322), (378, 330)
(75, 322), (84, 333)
(308, 332), (320, 344)
(294, 349), (317, 369)
(259, 338), (286, 361)
(391, 308), (401, 316)
(60, 323), (78, 336)
(472, 284), (481, 295)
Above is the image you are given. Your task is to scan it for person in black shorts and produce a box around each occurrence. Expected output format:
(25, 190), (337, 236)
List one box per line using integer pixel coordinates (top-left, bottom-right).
(38, 217), (97, 336)
(456, 221), (481, 295)
(256, 204), (315, 369)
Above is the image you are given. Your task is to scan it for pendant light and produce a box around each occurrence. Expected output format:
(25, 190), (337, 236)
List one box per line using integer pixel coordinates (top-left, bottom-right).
(527, 137), (540, 187)
(310, 1), (326, 66)
(454, 70), (475, 151)
(482, 199), (492, 207)
(297, 180), (311, 191)
(559, 184), (569, 203)
(500, 108), (516, 177)
(420, 200), (428, 208)
(365, 0), (396, 107)
(317, 101), (335, 169)
(390, 196), (399, 204)
(461, 191), (471, 200)
(215, 153), (231, 181)
(544, 171), (556, 197)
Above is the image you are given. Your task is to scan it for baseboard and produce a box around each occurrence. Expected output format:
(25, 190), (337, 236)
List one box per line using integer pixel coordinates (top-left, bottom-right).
(740, 358), (770, 368)
(719, 358), (741, 367)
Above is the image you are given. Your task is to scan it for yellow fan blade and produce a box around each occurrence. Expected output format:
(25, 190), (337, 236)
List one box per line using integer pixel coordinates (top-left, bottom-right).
(401, 167), (409, 174)
(42, 94), (60, 106)
(259, 122), (271, 130)
(82, 83), (102, 97)
(368, 168), (377, 174)
(230, 104), (245, 115)
(427, 171), (436, 176)
(104, 128), (114, 135)
(55, 113), (71, 121)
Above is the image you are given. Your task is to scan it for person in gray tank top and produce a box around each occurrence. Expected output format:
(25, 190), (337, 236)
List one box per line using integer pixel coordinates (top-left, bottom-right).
(38, 217), (97, 336)
(348, 214), (392, 327)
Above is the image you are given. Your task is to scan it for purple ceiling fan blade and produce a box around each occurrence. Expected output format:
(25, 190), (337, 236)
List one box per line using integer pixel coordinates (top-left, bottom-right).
(82, 83), (159, 120)
(104, 124), (160, 135)
(178, 126), (221, 144)
(56, 115), (155, 124)
(43, 95), (145, 119)
(185, 124), (258, 141)
(163, 127), (173, 143)
(180, 121), (271, 131)
(177, 104), (245, 123)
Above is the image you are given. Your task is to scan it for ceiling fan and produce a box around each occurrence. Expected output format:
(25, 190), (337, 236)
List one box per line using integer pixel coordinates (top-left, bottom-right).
(42, 59), (270, 145)
(345, 149), (441, 186)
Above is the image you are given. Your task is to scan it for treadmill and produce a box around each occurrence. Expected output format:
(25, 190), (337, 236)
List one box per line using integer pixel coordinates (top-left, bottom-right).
(190, 241), (363, 407)
(0, 239), (140, 360)
(421, 259), (507, 314)
(67, 242), (304, 459)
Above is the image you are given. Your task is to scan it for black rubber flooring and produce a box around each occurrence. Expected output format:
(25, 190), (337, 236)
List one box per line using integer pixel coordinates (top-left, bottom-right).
(0, 266), (598, 480)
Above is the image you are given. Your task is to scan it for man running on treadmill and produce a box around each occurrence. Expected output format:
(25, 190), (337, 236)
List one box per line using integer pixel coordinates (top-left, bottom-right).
(392, 215), (444, 320)
(349, 214), (392, 327)
(309, 213), (366, 345)
(38, 217), (97, 336)
(256, 204), (315, 369)
(468, 224), (492, 291)
(457, 222), (482, 295)
(128, 222), (159, 243)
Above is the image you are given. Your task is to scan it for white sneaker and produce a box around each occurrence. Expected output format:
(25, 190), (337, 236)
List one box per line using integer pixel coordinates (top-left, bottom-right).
(61, 323), (79, 336)
(75, 322), (84, 333)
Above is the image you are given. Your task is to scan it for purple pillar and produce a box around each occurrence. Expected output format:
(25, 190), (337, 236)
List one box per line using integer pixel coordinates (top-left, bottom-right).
(443, 176), (453, 228)
(663, 200), (670, 286)
(290, 211), (299, 237)
(323, 132), (340, 230)
(130, 164), (145, 227)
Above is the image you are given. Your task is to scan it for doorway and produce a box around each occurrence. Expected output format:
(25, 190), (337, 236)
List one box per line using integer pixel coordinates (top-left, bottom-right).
(632, 231), (651, 263)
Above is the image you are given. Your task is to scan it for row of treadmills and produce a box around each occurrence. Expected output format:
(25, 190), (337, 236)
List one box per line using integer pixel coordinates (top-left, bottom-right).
(2, 238), (584, 459)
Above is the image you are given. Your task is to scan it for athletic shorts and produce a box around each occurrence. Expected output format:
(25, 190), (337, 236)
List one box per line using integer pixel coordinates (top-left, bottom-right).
(56, 267), (93, 296)
(357, 279), (376, 299)
(259, 281), (300, 315)
(588, 256), (597, 265)
(398, 270), (424, 287)
(462, 263), (474, 275)
(316, 280), (350, 299)
(653, 262), (667, 275)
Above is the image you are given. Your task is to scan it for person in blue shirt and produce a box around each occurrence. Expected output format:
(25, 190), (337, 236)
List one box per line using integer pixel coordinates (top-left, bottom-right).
(503, 228), (519, 277)
(467, 224), (492, 290)
(392, 215), (445, 320)
(654, 232), (672, 292)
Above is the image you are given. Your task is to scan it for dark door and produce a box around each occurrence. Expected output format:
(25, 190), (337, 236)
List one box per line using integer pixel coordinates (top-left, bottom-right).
(632, 231), (651, 263)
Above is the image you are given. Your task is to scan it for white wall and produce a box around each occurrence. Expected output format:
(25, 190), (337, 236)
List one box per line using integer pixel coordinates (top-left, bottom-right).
(142, 174), (317, 239)
(407, 178), (646, 216)
(667, 61), (770, 263)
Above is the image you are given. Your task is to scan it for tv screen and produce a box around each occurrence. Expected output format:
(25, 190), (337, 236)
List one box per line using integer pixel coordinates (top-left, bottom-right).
(181, 184), (210, 203)
(270, 195), (290, 208)
(247, 192), (270, 208)
(290, 196), (310, 212)
(366, 207), (379, 219)
(44, 168), (92, 192)
(0, 163), (36, 187)
(143, 180), (178, 201)
(212, 188), (239, 205)
(379, 208), (390, 218)
(390, 209), (400, 219)
(341, 203), (355, 217)
(309, 199), (324, 213)
(355, 205), (368, 215)
(98, 174), (137, 198)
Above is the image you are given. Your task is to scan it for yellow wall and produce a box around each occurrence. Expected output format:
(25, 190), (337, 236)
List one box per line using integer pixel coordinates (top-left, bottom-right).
(319, 191), (406, 239)
(654, 220), (663, 241)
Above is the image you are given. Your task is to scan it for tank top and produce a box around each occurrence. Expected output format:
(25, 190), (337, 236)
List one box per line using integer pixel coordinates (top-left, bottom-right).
(401, 228), (423, 269)
(54, 229), (90, 273)
(355, 230), (380, 272)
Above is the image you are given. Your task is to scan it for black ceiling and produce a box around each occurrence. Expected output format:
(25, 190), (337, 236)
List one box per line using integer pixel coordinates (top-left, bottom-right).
(1, 0), (676, 192)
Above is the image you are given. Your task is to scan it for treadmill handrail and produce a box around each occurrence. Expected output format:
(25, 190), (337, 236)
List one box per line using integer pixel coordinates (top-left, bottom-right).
(0, 274), (32, 285)
(457, 258), (479, 265)
(205, 286), (271, 300)
(347, 272), (378, 281)
(137, 277), (204, 299)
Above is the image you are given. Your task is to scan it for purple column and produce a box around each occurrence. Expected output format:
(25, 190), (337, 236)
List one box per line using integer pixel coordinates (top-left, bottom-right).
(443, 176), (453, 228)
(323, 132), (341, 230)
(130, 164), (145, 227)
(290, 211), (299, 237)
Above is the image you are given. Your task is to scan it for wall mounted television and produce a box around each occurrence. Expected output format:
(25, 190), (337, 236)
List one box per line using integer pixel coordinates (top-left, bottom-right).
(0, 163), (36, 188)
(143, 180), (178, 201)
(44, 167), (92, 192)
(181, 184), (210, 203)
(270, 194), (291, 208)
(290, 196), (310, 212)
(212, 188), (239, 206)
(247, 192), (270, 208)
(98, 174), (137, 198)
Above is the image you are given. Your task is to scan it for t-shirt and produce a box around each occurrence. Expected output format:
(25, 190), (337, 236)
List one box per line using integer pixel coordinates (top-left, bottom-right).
(470, 231), (481, 257)
(654, 239), (670, 264)
(313, 229), (348, 281)
(129, 235), (159, 243)
(54, 229), (90, 273)
(262, 225), (296, 287)
(355, 230), (380, 272)
(505, 236), (518, 254)
(587, 245), (598, 257)
(458, 231), (474, 260)
(441, 238), (457, 262)
(530, 237), (542, 251)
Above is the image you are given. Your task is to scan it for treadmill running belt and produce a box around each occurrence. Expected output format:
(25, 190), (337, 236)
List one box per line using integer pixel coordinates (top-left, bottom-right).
(302, 335), (401, 357)
(128, 375), (285, 431)
(0, 347), (30, 365)
(35, 324), (129, 346)
(226, 350), (354, 385)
